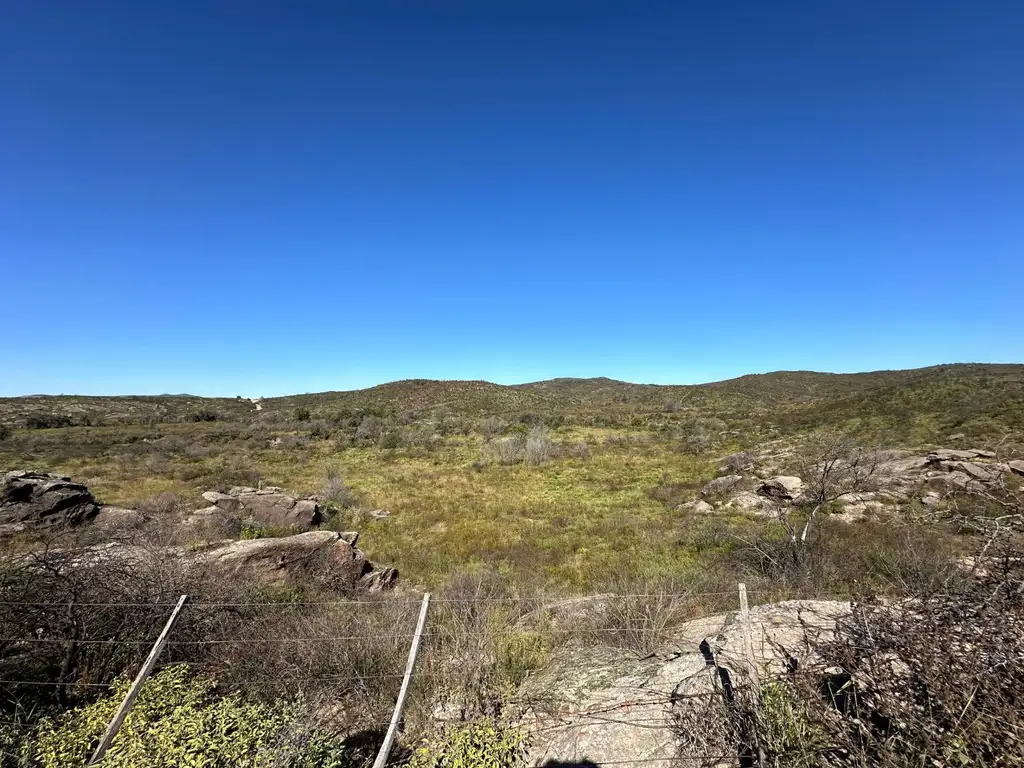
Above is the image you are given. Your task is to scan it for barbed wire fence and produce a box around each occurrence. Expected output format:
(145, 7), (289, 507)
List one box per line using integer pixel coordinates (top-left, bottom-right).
(0, 585), (851, 767)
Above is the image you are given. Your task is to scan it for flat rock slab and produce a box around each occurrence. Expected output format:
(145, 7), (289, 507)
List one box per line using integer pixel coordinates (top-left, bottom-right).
(523, 600), (848, 767)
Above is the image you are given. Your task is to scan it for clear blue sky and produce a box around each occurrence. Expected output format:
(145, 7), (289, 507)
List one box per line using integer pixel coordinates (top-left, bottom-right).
(2, 1), (1021, 396)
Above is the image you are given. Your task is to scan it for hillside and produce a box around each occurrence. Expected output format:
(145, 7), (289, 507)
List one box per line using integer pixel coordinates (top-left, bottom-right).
(4, 363), (1020, 445)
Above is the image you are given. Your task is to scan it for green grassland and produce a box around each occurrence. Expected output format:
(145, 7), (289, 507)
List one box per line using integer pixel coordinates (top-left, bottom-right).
(1, 364), (1022, 590)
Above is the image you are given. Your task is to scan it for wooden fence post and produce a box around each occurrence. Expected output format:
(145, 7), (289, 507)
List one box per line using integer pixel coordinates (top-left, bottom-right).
(87, 595), (190, 765)
(738, 583), (760, 692)
(373, 592), (431, 768)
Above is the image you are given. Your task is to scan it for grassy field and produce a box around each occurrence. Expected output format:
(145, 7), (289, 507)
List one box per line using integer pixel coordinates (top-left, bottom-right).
(2, 364), (1022, 589)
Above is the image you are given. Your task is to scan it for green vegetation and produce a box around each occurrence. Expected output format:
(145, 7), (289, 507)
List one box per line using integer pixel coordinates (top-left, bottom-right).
(14, 665), (346, 768)
(1, 365), (1022, 765)
(2, 365), (1021, 589)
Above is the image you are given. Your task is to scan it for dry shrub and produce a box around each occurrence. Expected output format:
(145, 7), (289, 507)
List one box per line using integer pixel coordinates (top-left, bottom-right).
(767, 555), (1024, 767)
(320, 466), (354, 508)
(582, 576), (696, 657)
(424, 570), (542, 720)
(483, 436), (525, 465)
(524, 427), (552, 466)
(727, 516), (961, 600)
(480, 416), (506, 441)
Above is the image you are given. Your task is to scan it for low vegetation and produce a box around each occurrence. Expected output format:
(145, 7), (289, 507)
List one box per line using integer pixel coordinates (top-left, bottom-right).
(1, 364), (1022, 765)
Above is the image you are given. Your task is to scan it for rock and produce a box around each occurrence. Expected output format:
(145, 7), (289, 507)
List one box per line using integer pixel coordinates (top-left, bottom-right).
(726, 491), (773, 514)
(368, 508), (391, 520)
(522, 600), (848, 767)
(701, 475), (742, 497)
(195, 531), (397, 591)
(944, 461), (994, 482)
(928, 449), (983, 463)
(228, 489), (324, 530)
(92, 506), (143, 531)
(948, 433), (966, 441)
(941, 471), (975, 491)
(757, 475), (804, 501)
(690, 500), (714, 514)
(0, 523), (27, 539)
(1009, 460), (1024, 477)
(920, 494), (941, 507)
(201, 491), (242, 513)
(972, 449), (997, 459)
(0, 471), (99, 526)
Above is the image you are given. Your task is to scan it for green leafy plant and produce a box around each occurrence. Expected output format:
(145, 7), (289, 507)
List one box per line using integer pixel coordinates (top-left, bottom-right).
(27, 665), (292, 767)
(409, 717), (527, 768)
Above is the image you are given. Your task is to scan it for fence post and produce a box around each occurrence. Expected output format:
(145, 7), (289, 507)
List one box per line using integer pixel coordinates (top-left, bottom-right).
(87, 594), (190, 765)
(373, 592), (431, 768)
(738, 583), (760, 692)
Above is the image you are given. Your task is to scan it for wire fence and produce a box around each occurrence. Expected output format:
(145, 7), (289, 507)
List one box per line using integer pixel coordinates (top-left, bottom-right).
(0, 585), (853, 766)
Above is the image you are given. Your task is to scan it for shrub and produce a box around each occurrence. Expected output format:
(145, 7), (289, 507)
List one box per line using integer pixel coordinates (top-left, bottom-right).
(320, 466), (354, 508)
(308, 420), (332, 439)
(26, 665), (295, 767)
(485, 436), (525, 465)
(409, 717), (527, 768)
(524, 427), (552, 466)
(294, 407), (312, 422)
(481, 416), (506, 441)
(0, 423), (10, 442)
(355, 415), (383, 443)
(188, 409), (219, 423)
(378, 431), (402, 450)
(24, 414), (73, 429)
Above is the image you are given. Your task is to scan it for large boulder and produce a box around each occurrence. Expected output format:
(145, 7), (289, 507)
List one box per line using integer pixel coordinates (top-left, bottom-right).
(204, 487), (324, 531)
(194, 530), (397, 591)
(522, 600), (848, 766)
(1007, 460), (1024, 477)
(0, 471), (99, 526)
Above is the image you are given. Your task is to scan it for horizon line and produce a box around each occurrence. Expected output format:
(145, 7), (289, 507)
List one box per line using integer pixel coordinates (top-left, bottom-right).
(3, 361), (1020, 400)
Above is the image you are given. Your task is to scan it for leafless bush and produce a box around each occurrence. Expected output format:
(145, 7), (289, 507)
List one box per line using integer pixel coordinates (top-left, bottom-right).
(355, 415), (384, 443)
(525, 427), (553, 466)
(320, 465), (354, 508)
(481, 416), (506, 441)
(586, 577), (695, 657)
(483, 435), (525, 465)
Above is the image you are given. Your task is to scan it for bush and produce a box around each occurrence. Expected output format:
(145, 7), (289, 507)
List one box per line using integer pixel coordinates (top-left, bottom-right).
(378, 431), (402, 450)
(408, 717), (527, 768)
(0, 423), (10, 442)
(355, 416), (383, 443)
(26, 665), (296, 767)
(24, 414), (73, 429)
(320, 466), (354, 508)
(484, 436), (525, 465)
(481, 416), (506, 441)
(188, 409), (218, 423)
(524, 427), (552, 466)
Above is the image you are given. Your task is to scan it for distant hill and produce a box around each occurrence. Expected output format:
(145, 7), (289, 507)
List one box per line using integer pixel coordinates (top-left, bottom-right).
(1, 363), (1022, 444)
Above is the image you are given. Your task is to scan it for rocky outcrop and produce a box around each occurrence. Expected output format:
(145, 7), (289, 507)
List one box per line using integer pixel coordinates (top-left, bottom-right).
(0, 471), (99, 526)
(701, 475), (742, 497)
(199, 486), (324, 531)
(1009, 460), (1024, 477)
(756, 475), (804, 501)
(193, 530), (397, 592)
(522, 600), (848, 766)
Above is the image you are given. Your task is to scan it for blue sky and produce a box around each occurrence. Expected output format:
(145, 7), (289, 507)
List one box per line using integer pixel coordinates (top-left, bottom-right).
(2, 1), (1021, 396)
